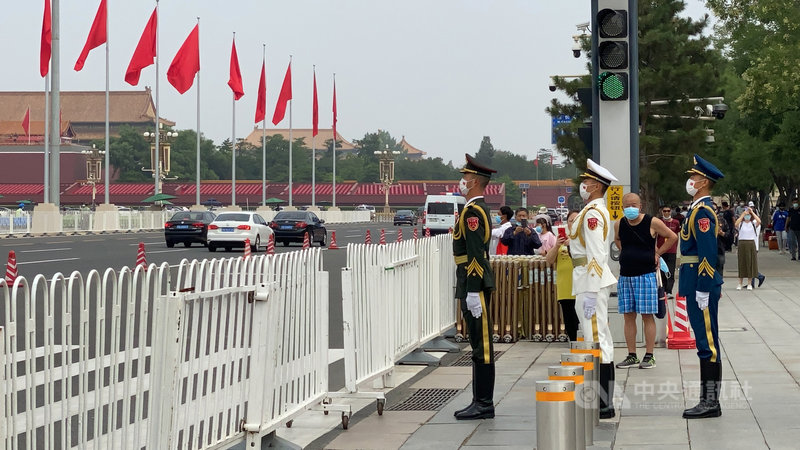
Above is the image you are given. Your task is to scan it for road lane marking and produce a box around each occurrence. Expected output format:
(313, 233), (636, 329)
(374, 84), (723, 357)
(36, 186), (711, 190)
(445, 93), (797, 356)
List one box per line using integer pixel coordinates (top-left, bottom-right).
(17, 257), (80, 265)
(83, 239), (104, 242)
(129, 242), (165, 246)
(18, 248), (71, 253)
(148, 249), (192, 254)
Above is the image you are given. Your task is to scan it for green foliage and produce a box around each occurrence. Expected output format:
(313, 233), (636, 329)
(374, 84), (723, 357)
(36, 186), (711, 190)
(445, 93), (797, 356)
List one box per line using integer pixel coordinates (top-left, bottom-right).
(706, 0), (800, 200)
(106, 125), (150, 182)
(497, 175), (521, 206)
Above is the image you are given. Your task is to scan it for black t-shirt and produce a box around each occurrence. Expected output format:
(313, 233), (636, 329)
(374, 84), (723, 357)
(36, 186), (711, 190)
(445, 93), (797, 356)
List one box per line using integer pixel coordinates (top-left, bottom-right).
(619, 214), (657, 277)
(788, 208), (800, 231)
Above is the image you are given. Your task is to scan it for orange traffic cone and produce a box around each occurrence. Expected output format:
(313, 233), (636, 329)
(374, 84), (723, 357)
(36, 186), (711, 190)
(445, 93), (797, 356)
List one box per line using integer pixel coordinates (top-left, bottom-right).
(266, 234), (275, 255)
(365, 230), (372, 244)
(302, 232), (310, 250)
(329, 231), (340, 249)
(667, 295), (696, 349)
(413, 228), (419, 240)
(396, 229), (403, 242)
(243, 238), (251, 259)
(5, 250), (18, 284)
(379, 229), (387, 245)
(136, 242), (147, 271)
(425, 228), (430, 238)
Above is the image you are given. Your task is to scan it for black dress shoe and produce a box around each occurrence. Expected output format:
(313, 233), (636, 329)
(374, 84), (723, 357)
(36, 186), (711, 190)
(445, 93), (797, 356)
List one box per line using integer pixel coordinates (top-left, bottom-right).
(455, 402), (495, 420)
(683, 399), (721, 419)
(453, 402), (475, 417)
(599, 406), (616, 419)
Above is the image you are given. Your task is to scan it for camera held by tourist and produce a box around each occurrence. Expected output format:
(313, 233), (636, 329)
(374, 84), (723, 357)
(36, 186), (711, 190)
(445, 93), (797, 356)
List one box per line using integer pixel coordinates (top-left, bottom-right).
(500, 207), (542, 256)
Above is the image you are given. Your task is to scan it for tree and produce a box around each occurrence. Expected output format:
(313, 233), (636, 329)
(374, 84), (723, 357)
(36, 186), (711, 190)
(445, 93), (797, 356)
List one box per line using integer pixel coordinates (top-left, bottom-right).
(103, 125), (150, 182)
(475, 136), (496, 166)
(548, 1), (724, 213)
(706, 0), (800, 199)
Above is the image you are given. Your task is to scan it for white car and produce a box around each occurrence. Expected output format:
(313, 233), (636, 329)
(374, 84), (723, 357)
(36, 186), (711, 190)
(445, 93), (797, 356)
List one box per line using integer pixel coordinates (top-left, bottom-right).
(207, 211), (273, 253)
(355, 204), (376, 220)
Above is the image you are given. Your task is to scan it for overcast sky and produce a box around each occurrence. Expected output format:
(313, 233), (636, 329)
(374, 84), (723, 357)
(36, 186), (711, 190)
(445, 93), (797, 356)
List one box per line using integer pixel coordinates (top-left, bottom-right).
(2, 0), (711, 165)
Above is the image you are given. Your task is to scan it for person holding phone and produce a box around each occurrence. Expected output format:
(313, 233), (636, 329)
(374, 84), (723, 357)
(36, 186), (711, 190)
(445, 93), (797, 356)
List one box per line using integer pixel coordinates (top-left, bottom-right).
(500, 207), (542, 255)
(545, 211), (581, 340)
(534, 217), (557, 255)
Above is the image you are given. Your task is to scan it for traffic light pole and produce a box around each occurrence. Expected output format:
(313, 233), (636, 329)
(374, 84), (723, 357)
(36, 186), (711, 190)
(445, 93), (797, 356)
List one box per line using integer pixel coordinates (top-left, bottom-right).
(591, 0), (600, 164)
(628, 0), (640, 194)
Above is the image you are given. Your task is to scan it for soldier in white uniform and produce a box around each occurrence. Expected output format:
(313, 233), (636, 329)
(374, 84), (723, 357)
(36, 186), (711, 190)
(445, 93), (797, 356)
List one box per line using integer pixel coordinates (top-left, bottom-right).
(569, 159), (618, 419)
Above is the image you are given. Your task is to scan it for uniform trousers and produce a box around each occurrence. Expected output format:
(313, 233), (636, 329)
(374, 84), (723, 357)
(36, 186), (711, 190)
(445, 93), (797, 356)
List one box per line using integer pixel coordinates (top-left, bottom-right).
(462, 290), (495, 365)
(574, 287), (614, 364)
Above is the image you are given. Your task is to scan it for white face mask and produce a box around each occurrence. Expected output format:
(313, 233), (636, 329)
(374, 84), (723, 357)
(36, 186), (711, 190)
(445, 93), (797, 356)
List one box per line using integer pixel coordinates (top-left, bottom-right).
(686, 179), (699, 196)
(459, 178), (472, 196)
(579, 182), (593, 200)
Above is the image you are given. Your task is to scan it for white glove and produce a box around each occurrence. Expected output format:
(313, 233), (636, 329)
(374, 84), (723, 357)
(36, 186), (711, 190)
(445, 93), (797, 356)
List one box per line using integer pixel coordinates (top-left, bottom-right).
(696, 291), (710, 311)
(583, 294), (597, 319)
(466, 292), (482, 319)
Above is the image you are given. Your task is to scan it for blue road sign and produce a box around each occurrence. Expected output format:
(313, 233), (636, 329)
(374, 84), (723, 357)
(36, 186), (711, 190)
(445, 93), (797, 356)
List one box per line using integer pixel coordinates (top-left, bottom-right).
(557, 195), (566, 204)
(551, 115), (573, 144)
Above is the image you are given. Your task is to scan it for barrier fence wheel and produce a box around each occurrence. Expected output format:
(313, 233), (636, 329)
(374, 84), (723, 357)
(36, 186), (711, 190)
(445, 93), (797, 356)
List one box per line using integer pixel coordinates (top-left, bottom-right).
(492, 334), (500, 343)
(377, 399), (385, 415)
(323, 398), (330, 415)
(286, 420), (293, 428)
(503, 334), (513, 343)
(545, 334), (555, 343)
(455, 333), (464, 343)
(341, 412), (350, 430)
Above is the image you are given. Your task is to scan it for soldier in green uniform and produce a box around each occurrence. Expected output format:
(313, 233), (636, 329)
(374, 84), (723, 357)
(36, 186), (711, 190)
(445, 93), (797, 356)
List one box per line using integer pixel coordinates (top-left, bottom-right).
(453, 154), (497, 420)
(679, 154), (725, 419)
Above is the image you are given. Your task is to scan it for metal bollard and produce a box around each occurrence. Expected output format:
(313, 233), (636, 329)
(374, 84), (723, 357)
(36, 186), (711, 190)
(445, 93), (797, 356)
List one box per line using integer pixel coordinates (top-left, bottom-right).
(536, 380), (576, 450)
(562, 352), (595, 443)
(549, 365), (586, 450)
(571, 341), (601, 426)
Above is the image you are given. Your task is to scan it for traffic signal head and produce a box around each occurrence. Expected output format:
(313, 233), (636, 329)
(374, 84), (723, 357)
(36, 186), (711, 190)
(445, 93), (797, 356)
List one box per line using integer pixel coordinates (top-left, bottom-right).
(596, 8), (629, 101)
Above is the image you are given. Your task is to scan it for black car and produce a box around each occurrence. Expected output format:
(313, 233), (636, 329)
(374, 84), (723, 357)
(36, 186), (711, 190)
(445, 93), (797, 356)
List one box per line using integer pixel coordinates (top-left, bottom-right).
(164, 211), (216, 247)
(393, 209), (418, 226)
(269, 211), (327, 246)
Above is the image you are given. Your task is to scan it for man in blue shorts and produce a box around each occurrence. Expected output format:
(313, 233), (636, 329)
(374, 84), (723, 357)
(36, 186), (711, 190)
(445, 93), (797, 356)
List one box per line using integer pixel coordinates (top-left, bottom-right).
(613, 193), (677, 369)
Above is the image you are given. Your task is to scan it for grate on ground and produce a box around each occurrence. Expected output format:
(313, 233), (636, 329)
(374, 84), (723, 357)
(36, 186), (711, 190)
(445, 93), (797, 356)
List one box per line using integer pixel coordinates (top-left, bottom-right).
(450, 350), (504, 367)
(386, 388), (461, 411)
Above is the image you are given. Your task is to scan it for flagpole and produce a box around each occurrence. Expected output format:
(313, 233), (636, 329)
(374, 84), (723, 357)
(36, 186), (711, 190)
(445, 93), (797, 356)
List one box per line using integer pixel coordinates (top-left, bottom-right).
(332, 73), (336, 208)
(261, 45), (266, 208)
(289, 55), (294, 207)
(27, 107), (31, 145)
(195, 17), (201, 207)
(104, 0), (110, 204)
(154, 0), (160, 196)
(49, 0), (61, 206)
(262, 47), (266, 207)
(311, 65), (316, 208)
(44, 75), (50, 204)
(231, 32), (237, 207)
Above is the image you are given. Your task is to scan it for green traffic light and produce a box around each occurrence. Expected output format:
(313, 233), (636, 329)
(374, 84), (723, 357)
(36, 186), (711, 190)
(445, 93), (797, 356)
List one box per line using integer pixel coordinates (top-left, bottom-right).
(599, 72), (628, 101)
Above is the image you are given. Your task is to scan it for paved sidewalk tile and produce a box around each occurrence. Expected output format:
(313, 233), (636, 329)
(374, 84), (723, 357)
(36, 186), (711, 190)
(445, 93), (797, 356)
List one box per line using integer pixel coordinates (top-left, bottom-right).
(411, 366), (472, 389)
(400, 423), (479, 450)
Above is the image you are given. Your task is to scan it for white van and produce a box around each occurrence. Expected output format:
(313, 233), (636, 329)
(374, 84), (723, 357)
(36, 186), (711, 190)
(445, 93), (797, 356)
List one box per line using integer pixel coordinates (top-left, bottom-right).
(423, 194), (466, 235)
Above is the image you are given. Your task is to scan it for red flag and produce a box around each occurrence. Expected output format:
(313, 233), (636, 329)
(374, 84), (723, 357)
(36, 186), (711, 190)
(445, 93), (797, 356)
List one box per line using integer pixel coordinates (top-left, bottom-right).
(228, 38), (244, 100)
(272, 62), (292, 125)
(74, 0), (107, 71)
(534, 159), (539, 167)
(312, 70), (319, 137)
(255, 60), (267, 123)
(332, 79), (337, 139)
(22, 108), (30, 136)
(550, 155), (554, 165)
(167, 25), (200, 94)
(125, 8), (157, 86)
(40, 0), (51, 77)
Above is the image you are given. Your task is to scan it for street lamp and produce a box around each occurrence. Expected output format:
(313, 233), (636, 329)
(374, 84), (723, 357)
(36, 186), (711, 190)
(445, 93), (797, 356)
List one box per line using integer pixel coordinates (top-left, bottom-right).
(81, 144), (106, 207)
(374, 145), (401, 214)
(142, 125), (179, 195)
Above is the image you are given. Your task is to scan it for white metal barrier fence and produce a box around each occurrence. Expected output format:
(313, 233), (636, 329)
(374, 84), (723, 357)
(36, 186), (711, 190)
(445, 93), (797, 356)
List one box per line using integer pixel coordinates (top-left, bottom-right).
(338, 234), (457, 396)
(0, 249), (336, 449)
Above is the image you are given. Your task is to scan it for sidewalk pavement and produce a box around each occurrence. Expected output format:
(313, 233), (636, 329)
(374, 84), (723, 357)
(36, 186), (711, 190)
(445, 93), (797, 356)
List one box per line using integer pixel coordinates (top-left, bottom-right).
(279, 247), (800, 449)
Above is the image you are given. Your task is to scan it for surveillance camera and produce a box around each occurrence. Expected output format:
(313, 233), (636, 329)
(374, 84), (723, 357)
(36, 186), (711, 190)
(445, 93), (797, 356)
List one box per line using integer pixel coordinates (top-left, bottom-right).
(572, 49), (581, 58)
(549, 85), (557, 92)
(572, 35), (582, 58)
(705, 129), (715, 143)
(712, 103), (729, 120)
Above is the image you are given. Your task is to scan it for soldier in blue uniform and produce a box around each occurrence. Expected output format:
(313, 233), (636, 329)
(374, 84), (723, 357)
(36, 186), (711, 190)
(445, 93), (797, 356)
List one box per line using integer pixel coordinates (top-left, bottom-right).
(452, 154), (497, 420)
(679, 154), (725, 419)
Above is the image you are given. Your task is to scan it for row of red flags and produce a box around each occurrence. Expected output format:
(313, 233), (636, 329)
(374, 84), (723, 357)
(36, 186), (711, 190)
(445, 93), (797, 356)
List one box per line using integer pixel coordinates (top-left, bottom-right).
(36, 0), (337, 138)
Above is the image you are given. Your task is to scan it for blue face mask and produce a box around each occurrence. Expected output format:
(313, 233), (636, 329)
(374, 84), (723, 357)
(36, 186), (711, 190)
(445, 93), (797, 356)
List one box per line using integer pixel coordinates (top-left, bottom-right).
(494, 215), (502, 224)
(623, 207), (640, 220)
(744, 214), (752, 221)
(535, 226), (543, 234)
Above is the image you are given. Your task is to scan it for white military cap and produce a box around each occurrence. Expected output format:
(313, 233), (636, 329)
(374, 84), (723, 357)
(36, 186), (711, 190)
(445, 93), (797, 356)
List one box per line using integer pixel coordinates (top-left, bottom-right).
(581, 159), (618, 186)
